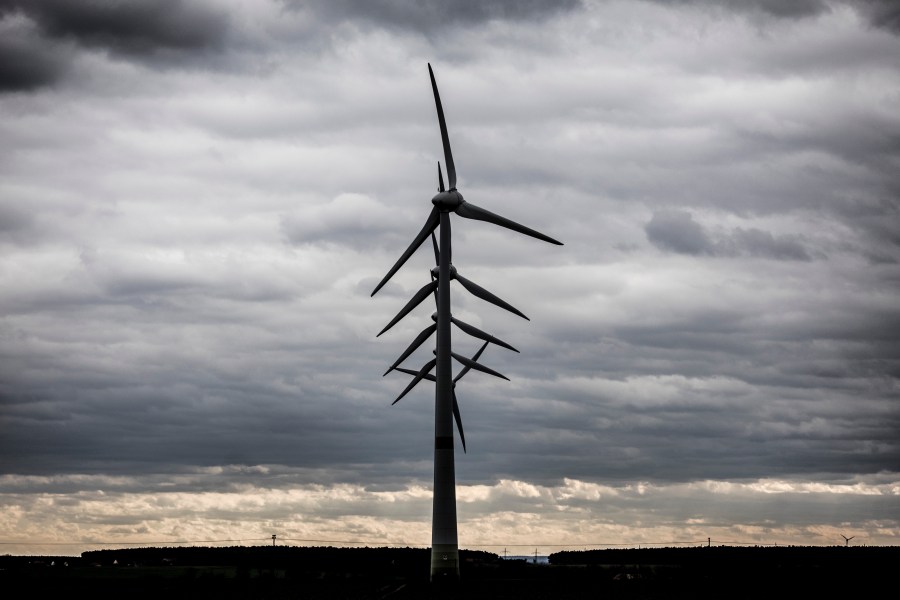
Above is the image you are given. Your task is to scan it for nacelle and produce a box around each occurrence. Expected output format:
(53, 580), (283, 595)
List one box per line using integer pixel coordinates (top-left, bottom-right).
(431, 190), (464, 210)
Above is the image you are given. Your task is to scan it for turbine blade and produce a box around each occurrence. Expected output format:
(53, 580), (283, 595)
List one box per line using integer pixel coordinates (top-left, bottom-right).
(438, 162), (445, 193)
(452, 388), (466, 453)
(371, 206), (440, 296)
(428, 63), (456, 190)
(451, 317), (519, 353)
(455, 201), (562, 246)
(451, 350), (509, 381)
(429, 271), (438, 310)
(395, 367), (436, 382)
(430, 270), (438, 307)
(377, 279), (439, 337)
(392, 358), (436, 405)
(431, 231), (439, 265)
(455, 272), (529, 321)
(453, 341), (489, 384)
(384, 323), (437, 375)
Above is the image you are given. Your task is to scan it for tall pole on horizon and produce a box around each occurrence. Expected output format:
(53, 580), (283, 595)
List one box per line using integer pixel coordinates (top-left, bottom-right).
(431, 210), (458, 578)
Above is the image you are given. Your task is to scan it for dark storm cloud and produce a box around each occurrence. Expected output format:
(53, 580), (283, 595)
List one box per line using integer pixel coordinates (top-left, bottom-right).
(295, 0), (582, 32)
(470, 335), (900, 485)
(656, 0), (829, 19)
(849, 0), (900, 33)
(0, 19), (66, 91)
(0, 316), (422, 480)
(646, 0), (900, 35)
(645, 210), (811, 260)
(0, 0), (228, 90)
(2, 0), (228, 55)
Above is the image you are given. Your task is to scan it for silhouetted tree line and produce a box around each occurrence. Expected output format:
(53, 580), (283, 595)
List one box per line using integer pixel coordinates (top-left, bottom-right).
(75, 545), (499, 573)
(3, 546), (898, 599)
(549, 545), (899, 569)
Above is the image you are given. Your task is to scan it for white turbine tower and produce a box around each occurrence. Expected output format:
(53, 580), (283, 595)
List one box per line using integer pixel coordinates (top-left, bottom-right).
(372, 64), (562, 581)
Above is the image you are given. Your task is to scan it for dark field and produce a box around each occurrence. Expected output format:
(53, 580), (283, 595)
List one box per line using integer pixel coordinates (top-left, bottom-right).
(2, 545), (896, 599)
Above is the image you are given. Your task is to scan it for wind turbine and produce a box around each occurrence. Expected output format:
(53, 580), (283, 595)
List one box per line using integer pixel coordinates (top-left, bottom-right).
(841, 534), (855, 547)
(372, 64), (562, 581)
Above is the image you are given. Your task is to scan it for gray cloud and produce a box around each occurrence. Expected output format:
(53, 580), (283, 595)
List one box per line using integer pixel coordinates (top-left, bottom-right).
(645, 210), (812, 260)
(0, 199), (37, 240)
(720, 227), (812, 260)
(280, 194), (413, 250)
(644, 210), (714, 255)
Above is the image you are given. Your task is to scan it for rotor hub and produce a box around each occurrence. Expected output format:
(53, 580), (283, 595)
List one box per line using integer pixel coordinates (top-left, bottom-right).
(430, 265), (457, 277)
(431, 190), (464, 211)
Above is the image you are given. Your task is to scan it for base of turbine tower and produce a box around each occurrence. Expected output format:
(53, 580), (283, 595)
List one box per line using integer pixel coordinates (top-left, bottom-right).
(430, 544), (460, 581)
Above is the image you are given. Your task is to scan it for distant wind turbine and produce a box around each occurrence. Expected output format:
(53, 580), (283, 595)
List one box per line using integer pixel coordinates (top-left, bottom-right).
(841, 534), (855, 547)
(372, 63), (562, 581)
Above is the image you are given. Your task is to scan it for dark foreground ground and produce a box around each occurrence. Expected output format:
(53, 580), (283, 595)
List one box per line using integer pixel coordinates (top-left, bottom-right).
(2, 545), (896, 599)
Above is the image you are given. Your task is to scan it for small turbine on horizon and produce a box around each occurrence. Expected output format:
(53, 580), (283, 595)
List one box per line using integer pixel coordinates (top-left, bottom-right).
(841, 534), (855, 547)
(372, 64), (562, 581)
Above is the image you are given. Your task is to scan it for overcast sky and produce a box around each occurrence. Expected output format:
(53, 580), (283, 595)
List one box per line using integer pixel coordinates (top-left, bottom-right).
(1, 0), (898, 556)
